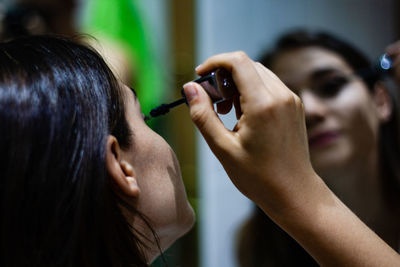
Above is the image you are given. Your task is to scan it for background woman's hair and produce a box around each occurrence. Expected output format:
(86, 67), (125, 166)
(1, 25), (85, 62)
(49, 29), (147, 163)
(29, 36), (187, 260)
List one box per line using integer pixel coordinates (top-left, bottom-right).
(0, 35), (149, 266)
(259, 30), (379, 88)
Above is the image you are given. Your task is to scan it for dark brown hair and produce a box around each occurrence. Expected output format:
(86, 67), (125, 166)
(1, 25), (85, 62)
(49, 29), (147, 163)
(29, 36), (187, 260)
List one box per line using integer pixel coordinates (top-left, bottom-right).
(0, 35), (153, 266)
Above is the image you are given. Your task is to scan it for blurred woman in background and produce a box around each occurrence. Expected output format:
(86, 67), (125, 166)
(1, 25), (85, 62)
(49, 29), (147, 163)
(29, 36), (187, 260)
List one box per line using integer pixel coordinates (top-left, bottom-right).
(237, 30), (400, 266)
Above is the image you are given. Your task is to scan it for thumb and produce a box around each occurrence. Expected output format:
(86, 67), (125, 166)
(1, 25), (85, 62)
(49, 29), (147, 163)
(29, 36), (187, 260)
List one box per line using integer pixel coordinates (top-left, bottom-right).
(183, 82), (232, 151)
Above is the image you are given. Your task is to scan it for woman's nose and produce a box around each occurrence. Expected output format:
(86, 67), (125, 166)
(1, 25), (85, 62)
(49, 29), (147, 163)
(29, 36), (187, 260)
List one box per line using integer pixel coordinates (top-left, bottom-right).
(300, 90), (327, 129)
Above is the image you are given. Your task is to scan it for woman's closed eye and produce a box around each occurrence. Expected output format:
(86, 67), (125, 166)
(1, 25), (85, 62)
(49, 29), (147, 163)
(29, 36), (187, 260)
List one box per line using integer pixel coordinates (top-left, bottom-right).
(312, 74), (351, 98)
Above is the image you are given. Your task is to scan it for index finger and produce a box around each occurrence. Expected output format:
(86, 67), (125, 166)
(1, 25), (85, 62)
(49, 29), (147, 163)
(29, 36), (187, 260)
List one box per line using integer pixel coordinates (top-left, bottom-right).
(195, 51), (266, 102)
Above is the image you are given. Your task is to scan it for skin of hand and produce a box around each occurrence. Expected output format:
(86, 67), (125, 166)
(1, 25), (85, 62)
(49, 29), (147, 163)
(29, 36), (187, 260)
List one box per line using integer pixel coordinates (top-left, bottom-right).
(183, 51), (317, 214)
(386, 41), (400, 85)
(183, 51), (400, 267)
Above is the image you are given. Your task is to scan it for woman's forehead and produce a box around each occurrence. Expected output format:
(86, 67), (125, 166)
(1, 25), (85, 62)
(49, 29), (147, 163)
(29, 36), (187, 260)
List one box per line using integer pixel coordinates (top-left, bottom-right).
(272, 47), (353, 84)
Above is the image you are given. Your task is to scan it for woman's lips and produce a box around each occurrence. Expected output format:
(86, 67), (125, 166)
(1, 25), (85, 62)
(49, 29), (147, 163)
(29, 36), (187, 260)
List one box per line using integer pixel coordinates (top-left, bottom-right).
(308, 131), (340, 148)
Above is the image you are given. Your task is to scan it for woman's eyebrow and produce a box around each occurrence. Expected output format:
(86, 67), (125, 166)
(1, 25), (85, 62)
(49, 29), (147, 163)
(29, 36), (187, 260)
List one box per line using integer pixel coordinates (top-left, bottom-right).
(311, 68), (342, 80)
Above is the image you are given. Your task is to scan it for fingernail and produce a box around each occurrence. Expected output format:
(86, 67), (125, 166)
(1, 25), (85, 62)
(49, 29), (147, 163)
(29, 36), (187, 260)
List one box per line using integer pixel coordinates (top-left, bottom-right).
(183, 82), (198, 103)
(195, 64), (203, 71)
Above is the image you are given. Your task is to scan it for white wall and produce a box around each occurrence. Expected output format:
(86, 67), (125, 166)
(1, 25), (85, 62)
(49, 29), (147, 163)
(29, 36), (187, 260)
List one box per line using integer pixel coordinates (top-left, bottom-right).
(195, 1), (398, 267)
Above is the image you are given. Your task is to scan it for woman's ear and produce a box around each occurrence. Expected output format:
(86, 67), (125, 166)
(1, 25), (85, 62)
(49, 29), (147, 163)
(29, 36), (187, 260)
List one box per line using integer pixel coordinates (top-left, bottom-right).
(373, 82), (392, 123)
(106, 136), (140, 197)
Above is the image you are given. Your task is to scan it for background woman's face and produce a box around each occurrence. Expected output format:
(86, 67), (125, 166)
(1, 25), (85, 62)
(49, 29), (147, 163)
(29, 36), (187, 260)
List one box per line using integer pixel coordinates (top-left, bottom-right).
(270, 47), (381, 178)
(121, 85), (195, 260)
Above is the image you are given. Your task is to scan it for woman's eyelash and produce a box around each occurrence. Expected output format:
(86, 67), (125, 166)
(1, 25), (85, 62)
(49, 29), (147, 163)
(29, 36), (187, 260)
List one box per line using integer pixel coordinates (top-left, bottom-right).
(315, 76), (349, 96)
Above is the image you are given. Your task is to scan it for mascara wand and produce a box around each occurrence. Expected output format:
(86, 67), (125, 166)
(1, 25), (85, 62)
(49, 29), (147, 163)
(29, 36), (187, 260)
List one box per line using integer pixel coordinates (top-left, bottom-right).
(144, 98), (186, 121)
(144, 68), (237, 121)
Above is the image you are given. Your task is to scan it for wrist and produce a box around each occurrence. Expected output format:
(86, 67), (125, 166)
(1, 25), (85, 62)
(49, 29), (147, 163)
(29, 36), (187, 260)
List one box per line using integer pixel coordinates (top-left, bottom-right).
(256, 171), (334, 228)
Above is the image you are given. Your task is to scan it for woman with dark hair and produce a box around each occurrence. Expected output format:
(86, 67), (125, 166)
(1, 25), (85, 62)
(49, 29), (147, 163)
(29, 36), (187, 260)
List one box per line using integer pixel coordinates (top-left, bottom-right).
(237, 30), (400, 266)
(0, 35), (195, 266)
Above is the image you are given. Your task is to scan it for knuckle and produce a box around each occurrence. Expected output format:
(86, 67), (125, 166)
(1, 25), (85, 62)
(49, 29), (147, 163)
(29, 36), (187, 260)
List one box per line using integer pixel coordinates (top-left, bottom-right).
(294, 94), (303, 108)
(255, 62), (268, 72)
(252, 98), (273, 116)
(255, 61), (264, 68)
(232, 51), (249, 64)
(190, 106), (209, 129)
(190, 107), (204, 123)
(259, 93), (296, 114)
(283, 93), (296, 106)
